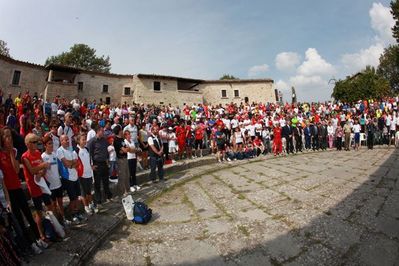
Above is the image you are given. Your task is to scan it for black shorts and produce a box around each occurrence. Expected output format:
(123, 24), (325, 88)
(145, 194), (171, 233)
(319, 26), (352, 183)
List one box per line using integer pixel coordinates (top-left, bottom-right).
(62, 179), (81, 201)
(50, 187), (63, 201)
(79, 178), (93, 197)
(186, 138), (194, 147)
(217, 144), (225, 151)
(32, 194), (52, 211)
(195, 139), (203, 149)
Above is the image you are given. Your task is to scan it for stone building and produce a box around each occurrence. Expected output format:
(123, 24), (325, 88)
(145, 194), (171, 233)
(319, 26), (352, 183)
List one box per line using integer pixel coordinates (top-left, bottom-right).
(0, 54), (276, 106)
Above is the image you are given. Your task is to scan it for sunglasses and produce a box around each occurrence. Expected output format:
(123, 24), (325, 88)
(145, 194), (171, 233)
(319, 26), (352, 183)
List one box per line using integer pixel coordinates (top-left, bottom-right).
(31, 141), (38, 144)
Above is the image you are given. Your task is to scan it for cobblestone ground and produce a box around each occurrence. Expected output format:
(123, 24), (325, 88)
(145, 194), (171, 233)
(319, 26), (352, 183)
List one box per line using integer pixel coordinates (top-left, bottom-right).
(89, 148), (399, 266)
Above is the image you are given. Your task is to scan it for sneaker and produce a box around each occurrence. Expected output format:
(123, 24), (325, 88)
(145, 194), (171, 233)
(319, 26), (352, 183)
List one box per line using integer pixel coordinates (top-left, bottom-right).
(172, 160), (177, 163)
(77, 213), (87, 222)
(85, 206), (93, 215)
(72, 215), (81, 224)
(63, 219), (72, 226)
(134, 185), (141, 191)
(218, 159), (222, 163)
(227, 158), (231, 162)
(90, 203), (99, 214)
(130, 186), (136, 192)
(36, 239), (48, 249)
(109, 176), (118, 183)
(31, 243), (43, 255)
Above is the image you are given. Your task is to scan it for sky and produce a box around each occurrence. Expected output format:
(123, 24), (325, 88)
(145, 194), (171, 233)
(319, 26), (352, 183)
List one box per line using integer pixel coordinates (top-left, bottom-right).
(0, 0), (396, 101)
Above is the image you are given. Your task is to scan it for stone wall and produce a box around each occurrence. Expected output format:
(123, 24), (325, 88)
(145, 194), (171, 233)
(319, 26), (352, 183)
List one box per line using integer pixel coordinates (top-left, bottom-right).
(200, 81), (274, 105)
(0, 58), (48, 98)
(134, 77), (203, 106)
(76, 73), (133, 105)
(0, 56), (275, 107)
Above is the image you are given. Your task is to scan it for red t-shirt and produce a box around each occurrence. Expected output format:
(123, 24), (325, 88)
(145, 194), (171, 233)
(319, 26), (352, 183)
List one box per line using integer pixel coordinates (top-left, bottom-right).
(22, 150), (43, 198)
(0, 150), (21, 190)
(195, 124), (205, 140)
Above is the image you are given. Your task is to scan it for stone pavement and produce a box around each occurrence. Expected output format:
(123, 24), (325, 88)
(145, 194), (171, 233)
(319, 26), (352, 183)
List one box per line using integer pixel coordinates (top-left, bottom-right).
(88, 148), (399, 266)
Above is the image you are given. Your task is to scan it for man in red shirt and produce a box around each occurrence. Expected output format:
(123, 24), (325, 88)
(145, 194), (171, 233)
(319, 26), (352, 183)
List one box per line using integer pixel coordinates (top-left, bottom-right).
(22, 133), (52, 243)
(0, 129), (47, 252)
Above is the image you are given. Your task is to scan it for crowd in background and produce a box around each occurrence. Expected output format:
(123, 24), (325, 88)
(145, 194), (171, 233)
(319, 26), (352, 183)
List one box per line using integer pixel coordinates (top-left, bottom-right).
(1, 88), (399, 264)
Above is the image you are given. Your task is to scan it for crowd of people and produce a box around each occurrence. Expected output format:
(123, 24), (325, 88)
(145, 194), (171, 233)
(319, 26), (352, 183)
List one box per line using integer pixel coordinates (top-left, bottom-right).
(1, 88), (399, 264)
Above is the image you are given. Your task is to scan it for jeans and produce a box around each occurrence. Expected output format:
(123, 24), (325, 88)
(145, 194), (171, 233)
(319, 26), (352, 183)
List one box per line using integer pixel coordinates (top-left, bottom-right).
(128, 158), (137, 187)
(8, 188), (39, 243)
(93, 161), (112, 204)
(109, 161), (118, 177)
(149, 156), (164, 181)
(117, 158), (130, 194)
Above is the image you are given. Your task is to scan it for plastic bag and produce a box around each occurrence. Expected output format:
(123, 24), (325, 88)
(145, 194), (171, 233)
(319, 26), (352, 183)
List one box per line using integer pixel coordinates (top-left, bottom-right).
(46, 211), (65, 238)
(122, 195), (134, 220)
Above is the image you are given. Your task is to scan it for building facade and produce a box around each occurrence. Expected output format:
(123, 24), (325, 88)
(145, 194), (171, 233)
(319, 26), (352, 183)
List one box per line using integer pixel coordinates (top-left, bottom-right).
(0, 55), (276, 106)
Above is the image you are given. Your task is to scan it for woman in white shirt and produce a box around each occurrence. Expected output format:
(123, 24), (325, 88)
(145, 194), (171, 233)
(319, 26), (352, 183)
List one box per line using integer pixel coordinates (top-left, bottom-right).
(327, 121), (335, 149)
(124, 130), (141, 192)
(352, 120), (361, 151)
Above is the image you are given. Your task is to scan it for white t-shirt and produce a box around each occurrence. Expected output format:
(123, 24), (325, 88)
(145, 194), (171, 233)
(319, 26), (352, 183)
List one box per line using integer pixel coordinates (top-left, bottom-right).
(56, 146), (78, 181)
(50, 133), (60, 152)
(77, 146), (93, 178)
(41, 152), (62, 190)
(87, 129), (96, 142)
(353, 124), (361, 133)
(124, 139), (136, 159)
(123, 124), (138, 143)
(231, 119), (239, 129)
(57, 124), (74, 150)
(108, 145), (116, 161)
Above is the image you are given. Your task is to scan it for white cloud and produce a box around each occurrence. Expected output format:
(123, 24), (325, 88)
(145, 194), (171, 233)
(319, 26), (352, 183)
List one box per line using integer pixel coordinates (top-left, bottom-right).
(275, 79), (289, 91)
(341, 3), (394, 74)
(297, 48), (336, 77)
(289, 75), (326, 88)
(369, 2), (395, 44)
(341, 43), (384, 74)
(248, 64), (269, 77)
(275, 52), (301, 71)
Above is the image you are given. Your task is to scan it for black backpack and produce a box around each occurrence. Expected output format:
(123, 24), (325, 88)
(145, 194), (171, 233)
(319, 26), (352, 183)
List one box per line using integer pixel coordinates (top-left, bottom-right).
(133, 202), (152, 224)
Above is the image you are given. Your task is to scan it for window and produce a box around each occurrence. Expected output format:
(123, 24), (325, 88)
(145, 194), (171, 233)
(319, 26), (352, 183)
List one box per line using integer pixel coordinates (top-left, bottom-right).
(221, 90), (227, 98)
(105, 97), (111, 105)
(124, 87), (131, 95)
(12, 70), (21, 85)
(234, 89), (239, 97)
(102, 84), (108, 93)
(154, 81), (161, 91)
(78, 82), (84, 91)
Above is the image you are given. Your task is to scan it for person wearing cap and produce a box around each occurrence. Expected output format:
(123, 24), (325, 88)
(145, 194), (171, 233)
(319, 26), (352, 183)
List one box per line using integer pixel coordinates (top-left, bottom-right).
(21, 133), (51, 246)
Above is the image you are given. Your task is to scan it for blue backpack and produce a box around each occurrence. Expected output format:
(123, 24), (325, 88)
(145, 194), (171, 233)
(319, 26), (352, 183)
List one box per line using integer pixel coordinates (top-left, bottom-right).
(133, 202), (152, 224)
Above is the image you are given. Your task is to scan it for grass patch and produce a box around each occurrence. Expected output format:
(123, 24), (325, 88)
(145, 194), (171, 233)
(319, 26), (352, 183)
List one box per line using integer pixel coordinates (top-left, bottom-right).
(145, 255), (153, 266)
(270, 257), (283, 266)
(237, 224), (250, 237)
(237, 194), (245, 200)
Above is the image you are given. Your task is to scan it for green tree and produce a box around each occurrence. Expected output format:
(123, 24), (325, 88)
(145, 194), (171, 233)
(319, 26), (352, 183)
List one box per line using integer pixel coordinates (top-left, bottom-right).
(391, 0), (399, 42)
(219, 74), (238, 80)
(0, 40), (10, 57)
(45, 44), (111, 73)
(332, 66), (390, 102)
(377, 45), (399, 92)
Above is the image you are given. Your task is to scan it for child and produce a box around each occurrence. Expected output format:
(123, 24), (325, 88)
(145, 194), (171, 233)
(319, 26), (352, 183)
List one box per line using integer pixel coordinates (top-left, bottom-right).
(107, 136), (118, 183)
(41, 135), (65, 221)
(76, 134), (97, 215)
(167, 127), (177, 162)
